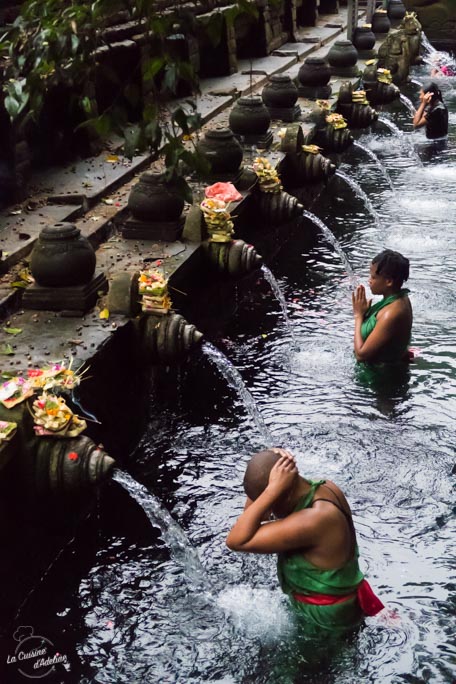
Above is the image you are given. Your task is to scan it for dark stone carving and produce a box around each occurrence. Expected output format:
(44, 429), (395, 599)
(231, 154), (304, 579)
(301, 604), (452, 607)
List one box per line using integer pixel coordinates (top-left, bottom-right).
(229, 96), (273, 148)
(372, 9), (391, 34)
(326, 40), (359, 77)
(262, 75), (301, 122)
(33, 436), (115, 495)
(143, 313), (203, 364)
(297, 57), (332, 99)
(196, 128), (243, 180)
(30, 223), (96, 287)
(202, 239), (262, 275)
(124, 172), (185, 241)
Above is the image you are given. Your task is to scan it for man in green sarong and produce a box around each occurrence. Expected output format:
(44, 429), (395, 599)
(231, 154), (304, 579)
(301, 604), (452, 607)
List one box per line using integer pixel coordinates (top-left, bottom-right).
(226, 449), (383, 633)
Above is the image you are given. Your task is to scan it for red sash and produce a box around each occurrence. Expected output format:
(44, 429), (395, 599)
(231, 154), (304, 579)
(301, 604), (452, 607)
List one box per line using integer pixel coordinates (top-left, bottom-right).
(293, 579), (384, 616)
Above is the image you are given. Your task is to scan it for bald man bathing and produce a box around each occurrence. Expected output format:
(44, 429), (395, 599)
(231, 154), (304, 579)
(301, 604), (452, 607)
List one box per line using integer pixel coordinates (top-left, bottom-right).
(226, 449), (383, 633)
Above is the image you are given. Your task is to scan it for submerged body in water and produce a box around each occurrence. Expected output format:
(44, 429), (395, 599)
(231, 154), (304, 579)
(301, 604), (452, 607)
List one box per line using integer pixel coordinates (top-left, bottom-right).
(226, 449), (383, 634)
(413, 82), (449, 140)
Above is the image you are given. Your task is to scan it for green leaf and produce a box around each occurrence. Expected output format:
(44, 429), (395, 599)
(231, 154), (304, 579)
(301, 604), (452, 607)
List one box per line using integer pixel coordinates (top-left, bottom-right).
(143, 56), (165, 82)
(3, 328), (22, 335)
(0, 344), (14, 356)
(163, 63), (178, 94)
(4, 95), (20, 120)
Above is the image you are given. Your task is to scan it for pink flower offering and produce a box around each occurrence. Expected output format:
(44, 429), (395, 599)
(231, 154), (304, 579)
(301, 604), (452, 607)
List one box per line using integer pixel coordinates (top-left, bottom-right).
(205, 182), (242, 203)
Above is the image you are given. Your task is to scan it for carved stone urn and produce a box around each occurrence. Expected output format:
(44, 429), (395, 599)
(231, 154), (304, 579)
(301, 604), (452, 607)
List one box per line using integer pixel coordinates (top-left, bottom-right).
(30, 223), (96, 287)
(327, 40), (359, 77)
(297, 57), (332, 99)
(196, 128), (243, 180)
(25, 222), (107, 312)
(388, 0), (406, 26)
(229, 96), (273, 147)
(353, 25), (376, 58)
(372, 9), (391, 34)
(261, 75), (300, 122)
(124, 172), (185, 240)
(128, 172), (184, 222)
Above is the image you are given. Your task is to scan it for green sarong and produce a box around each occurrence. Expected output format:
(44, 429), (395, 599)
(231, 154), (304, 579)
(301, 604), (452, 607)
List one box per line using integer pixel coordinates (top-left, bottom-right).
(278, 480), (364, 634)
(360, 288), (410, 363)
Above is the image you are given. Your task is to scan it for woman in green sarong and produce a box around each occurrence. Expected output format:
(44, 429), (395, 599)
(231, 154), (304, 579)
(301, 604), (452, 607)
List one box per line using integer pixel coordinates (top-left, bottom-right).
(352, 250), (412, 364)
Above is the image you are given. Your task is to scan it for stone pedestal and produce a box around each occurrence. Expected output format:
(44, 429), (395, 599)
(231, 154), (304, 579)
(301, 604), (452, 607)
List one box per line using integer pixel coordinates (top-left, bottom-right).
(265, 104), (301, 122)
(121, 217), (184, 241)
(23, 273), (108, 314)
(234, 130), (274, 149)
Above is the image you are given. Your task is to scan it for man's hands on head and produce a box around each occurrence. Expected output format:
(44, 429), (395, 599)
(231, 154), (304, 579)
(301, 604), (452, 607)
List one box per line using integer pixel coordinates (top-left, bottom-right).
(267, 450), (297, 499)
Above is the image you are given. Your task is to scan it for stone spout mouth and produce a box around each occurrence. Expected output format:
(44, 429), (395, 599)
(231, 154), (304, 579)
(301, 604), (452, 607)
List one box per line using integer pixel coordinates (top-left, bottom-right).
(33, 436), (117, 494)
(95, 453), (116, 482)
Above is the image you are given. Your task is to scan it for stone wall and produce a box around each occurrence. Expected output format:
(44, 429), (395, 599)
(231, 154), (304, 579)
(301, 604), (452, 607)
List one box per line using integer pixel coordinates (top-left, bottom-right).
(404, 0), (456, 47)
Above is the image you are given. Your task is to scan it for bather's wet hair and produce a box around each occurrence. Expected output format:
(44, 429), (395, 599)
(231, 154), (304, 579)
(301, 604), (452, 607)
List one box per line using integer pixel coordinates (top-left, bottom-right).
(372, 249), (409, 289)
(423, 81), (443, 104)
(243, 449), (281, 501)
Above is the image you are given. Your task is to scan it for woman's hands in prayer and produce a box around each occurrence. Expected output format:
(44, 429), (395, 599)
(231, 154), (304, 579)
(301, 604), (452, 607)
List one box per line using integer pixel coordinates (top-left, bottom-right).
(352, 284), (372, 319)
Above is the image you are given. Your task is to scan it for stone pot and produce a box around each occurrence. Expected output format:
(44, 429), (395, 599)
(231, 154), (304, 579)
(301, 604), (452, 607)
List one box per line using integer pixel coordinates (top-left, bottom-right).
(298, 57), (331, 87)
(353, 26), (376, 51)
(327, 40), (358, 68)
(229, 97), (271, 136)
(30, 223), (96, 287)
(128, 172), (185, 223)
(196, 128), (243, 175)
(372, 10), (391, 33)
(388, 0), (406, 21)
(262, 74), (298, 108)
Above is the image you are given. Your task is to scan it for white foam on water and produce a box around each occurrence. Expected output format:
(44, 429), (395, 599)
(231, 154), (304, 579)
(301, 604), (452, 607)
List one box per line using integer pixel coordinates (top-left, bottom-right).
(386, 234), (446, 253)
(217, 585), (294, 642)
(395, 197), (453, 215)
(421, 165), (456, 182)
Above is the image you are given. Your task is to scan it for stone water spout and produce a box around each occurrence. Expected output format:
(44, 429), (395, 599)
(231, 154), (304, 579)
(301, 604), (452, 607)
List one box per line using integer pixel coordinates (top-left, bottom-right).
(202, 239), (262, 276)
(143, 313), (203, 364)
(33, 436), (115, 495)
(280, 146), (336, 188)
(336, 82), (378, 129)
(362, 63), (400, 106)
(314, 110), (354, 154)
(255, 190), (304, 225)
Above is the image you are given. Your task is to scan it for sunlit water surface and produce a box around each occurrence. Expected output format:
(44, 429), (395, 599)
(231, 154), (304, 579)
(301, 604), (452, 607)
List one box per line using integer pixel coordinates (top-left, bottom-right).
(15, 66), (456, 683)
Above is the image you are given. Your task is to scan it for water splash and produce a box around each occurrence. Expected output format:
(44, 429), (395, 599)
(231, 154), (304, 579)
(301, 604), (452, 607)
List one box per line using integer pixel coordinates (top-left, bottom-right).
(335, 170), (382, 228)
(261, 264), (296, 348)
(399, 93), (416, 116)
(202, 341), (272, 444)
(353, 140), (395, 192)
(421, 33), (437, 55)
(377, 116), (423, 167)
(300, 209), (358, 285)
(112, 469), (210, 592)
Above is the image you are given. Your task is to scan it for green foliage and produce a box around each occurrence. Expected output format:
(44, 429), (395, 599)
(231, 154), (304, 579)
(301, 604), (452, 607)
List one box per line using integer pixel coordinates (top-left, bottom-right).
(0, 0), (239, 193)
